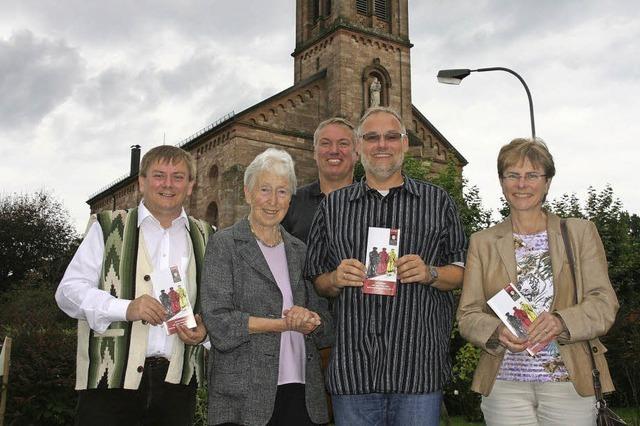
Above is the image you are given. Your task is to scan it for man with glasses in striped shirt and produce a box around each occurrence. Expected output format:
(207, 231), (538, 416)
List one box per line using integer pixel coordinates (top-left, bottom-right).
(305, 107), (467, 425)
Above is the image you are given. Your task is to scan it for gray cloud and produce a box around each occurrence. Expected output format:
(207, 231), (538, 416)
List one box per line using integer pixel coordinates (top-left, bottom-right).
(0, 1), (294, 51)
(0, 0), (638, 232)
(0, 29), (84, 129)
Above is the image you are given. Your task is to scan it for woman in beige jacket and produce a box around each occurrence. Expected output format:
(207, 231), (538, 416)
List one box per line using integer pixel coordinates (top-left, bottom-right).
(457, 138), (619, 425)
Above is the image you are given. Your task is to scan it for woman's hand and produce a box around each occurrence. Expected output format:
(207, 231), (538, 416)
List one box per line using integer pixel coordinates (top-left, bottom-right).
(282, 305), (321, 334)
(527, 312), (564, 346)
(497, 324), (529, 353)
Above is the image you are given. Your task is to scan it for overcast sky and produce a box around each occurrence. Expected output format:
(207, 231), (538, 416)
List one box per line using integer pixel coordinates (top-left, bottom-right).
(1, 1), (638, 231)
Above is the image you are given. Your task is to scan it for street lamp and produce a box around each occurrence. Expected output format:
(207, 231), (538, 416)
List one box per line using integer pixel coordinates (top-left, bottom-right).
(437, 67), (536, 139)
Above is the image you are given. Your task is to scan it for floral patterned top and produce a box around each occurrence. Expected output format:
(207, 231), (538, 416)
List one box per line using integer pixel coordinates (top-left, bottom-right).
(496, 231), (570, 382)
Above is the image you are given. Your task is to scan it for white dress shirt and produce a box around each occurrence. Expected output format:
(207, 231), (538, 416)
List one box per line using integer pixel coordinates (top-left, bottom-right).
(55, 201), (191, 359)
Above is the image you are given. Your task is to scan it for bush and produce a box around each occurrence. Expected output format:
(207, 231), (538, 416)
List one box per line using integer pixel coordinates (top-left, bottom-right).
(0, 281), (77, 426)
(445, 342), (483, 422)
(0, 191), (80, 291)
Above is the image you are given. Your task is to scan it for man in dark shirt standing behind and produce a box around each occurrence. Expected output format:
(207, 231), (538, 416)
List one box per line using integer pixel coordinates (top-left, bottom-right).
(282, 117), (357, 422)
(305, 107), (466, 426)
(282, 117), (358, 242)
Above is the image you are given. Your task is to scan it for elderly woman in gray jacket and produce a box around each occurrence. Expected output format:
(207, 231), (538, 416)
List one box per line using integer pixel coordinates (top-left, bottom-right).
(202, 148), (333, 426)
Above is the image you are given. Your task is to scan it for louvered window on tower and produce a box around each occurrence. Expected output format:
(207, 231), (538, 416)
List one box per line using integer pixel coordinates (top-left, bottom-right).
(356, 0), (369, 15)
(312, 0), (320, 21)
(374, 0), (389, 20)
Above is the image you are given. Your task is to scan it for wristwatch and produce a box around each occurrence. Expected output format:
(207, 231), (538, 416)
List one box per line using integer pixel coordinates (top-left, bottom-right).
(428, 265), (438, 285)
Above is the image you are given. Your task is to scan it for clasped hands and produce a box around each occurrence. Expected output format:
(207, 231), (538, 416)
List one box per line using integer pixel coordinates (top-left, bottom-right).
(497, 311), (565, 353)
(125, 294), (207, 345)
(333, 255), (430, 288)
(282, 305), (321, 335)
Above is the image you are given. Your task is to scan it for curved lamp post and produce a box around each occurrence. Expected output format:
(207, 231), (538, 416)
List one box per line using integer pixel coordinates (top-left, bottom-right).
(437, 67), (536, 139)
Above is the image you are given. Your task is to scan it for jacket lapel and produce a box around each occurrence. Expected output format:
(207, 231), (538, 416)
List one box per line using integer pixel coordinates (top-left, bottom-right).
(546, 213), (567, 294)
(282, 231), (305, 305)
(495, 217), (518, 284)
(235, 218), (277, 284)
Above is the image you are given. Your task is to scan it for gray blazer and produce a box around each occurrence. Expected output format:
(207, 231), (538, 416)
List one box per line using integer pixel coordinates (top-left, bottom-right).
(201, 217), (332, 426)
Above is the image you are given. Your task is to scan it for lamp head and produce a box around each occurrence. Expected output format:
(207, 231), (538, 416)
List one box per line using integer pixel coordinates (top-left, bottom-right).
(437, 69), (472, 85)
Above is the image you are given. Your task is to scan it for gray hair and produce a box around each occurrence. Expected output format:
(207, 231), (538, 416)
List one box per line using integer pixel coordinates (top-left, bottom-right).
(244, 148), (297, 195)
(357, 106), (407, 137)
(313, 117), (356, 147)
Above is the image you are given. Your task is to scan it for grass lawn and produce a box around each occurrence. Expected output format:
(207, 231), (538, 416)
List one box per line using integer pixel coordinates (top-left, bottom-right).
(616, 406), (640, 425)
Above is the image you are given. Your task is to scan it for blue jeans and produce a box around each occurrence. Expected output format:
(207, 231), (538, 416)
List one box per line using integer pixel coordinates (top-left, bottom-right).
(332, 391), (442, 426)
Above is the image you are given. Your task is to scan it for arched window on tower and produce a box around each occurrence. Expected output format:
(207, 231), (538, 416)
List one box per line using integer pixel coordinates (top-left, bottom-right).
(374, 0), (389, 21)
(206, 201), (219, 228)
(313, 0), (320, 21)
(209, 164), (219, 185)
(311, 0), (332, 23)
(356, 0), (369, 15)
(324, 0), (332, 15)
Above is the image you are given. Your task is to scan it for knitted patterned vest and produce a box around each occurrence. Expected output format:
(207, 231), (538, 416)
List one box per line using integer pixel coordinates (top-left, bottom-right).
(74, 208), (213, 390)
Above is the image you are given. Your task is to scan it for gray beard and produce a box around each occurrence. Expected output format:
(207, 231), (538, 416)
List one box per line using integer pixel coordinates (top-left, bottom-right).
(360, 154), (403, 181)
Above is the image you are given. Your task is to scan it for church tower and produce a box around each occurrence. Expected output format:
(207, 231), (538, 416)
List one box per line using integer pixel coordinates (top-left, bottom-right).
(293, 0), (412, 126)
(88, 2), (466, 229)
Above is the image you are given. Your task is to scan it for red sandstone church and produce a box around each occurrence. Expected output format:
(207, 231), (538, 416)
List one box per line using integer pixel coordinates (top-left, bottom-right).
(87, 0), (466, 229)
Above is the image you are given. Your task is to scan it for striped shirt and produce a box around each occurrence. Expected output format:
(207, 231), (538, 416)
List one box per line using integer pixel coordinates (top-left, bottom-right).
(305, 176), (467, 394)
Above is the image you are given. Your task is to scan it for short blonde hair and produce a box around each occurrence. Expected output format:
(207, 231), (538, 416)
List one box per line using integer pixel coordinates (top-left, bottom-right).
(497, 138), (555, 179)
(140, 146), (196, 181)
(313, 117), (356, 147)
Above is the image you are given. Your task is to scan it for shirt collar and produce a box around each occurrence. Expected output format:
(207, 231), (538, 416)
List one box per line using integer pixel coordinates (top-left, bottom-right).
(137, 200), (190, 230)
(350, 174), (420, 201)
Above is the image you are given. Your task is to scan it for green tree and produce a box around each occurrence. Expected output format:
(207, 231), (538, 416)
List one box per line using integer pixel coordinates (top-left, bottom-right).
(0, 190), (79, 289)
(551, 186), (640, 409)
(428, 160), (492, 236)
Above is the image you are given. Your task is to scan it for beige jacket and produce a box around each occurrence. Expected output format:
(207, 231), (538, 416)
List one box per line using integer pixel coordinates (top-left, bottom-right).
(457, 213), (619, 396)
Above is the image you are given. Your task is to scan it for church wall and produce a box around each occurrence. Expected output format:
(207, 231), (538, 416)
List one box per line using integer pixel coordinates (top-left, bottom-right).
(89, 0), (466, 228)
(323, 29), (412, 125)
(242, 81), (327, 134)
(189, 123), (317, 230)
(89, 181), (139, 215)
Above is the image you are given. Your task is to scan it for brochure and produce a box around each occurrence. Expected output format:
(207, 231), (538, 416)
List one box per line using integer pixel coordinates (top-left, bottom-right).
(363, 227), (400, 296)
(151, 265), (196, 335)
(487, 283), (545, 356)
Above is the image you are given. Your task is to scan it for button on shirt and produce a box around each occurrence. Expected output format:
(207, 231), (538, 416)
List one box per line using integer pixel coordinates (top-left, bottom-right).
(55, 201), (191, 360)
(304, 176), (467, 394)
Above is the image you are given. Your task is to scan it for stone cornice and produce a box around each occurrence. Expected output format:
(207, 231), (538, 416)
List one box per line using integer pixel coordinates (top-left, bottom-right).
(292, 19), (412, 57)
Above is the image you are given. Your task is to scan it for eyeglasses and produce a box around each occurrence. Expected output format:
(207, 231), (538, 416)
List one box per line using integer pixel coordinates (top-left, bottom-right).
(502, 172), (547, 183)
(361, 131), (406, 143)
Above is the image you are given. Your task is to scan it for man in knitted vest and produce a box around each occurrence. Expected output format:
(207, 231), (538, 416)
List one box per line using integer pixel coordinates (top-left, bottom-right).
(56, 145), (213, 426)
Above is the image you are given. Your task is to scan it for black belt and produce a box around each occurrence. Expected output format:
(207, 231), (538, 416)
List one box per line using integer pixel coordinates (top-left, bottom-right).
(145, 356), (169, 367)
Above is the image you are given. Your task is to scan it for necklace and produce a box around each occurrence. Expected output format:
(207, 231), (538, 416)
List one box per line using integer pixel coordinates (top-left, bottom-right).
(248, 217), (282, 247)
(512, 212), (547, 235)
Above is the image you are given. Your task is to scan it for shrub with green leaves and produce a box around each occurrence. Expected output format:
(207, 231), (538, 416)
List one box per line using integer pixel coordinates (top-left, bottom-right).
(1, 282), (77, 425)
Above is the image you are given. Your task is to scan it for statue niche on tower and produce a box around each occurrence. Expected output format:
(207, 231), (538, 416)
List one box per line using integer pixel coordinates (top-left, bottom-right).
(362, 59), (391, 112)
(369, 77), (382, 107)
